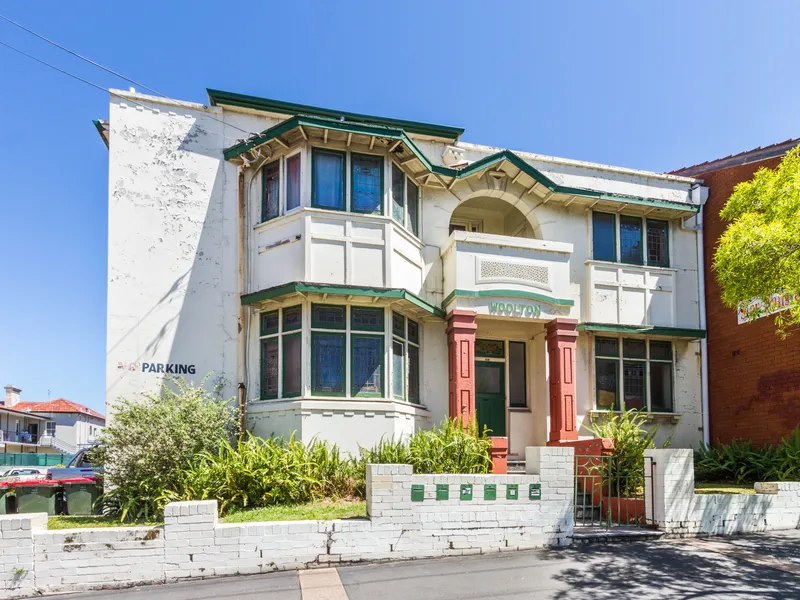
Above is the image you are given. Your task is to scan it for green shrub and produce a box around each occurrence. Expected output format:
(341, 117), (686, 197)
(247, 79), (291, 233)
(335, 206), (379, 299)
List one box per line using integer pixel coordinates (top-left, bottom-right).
(587, 410), (669, 496)
(695, 427), (800, 483)
(98, 378), (238, 521)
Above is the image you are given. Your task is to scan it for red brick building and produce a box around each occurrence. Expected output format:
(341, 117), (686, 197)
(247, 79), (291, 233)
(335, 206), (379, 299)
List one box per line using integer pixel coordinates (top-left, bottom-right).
(673, 139), (800, 445)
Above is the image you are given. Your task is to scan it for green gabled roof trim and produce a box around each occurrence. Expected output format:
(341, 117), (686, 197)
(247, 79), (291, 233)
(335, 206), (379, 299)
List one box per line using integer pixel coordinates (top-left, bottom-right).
(241, 282), (446, 319)
(442, 288), (575, 308)
(208, 88), (464, 141)
(223, 117), (700, 214)
(577, 322), (706, 339)
(92, 119), (109, 149)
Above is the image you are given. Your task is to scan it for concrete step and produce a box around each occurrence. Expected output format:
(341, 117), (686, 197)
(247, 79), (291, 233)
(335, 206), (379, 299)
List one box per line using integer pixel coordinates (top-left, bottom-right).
(507, 461), (526, 474)
(573, 527), (665, 545)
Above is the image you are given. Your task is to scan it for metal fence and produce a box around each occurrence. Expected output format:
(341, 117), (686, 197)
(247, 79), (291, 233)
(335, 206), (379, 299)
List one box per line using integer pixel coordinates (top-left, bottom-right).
(574, 454), (654, 528)
(0, 453), (71, 468)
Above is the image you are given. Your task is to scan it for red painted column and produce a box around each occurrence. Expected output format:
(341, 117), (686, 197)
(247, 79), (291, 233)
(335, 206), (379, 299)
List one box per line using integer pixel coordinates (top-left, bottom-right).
(446, 310), (477, 426)
(546, 318), (579, 445)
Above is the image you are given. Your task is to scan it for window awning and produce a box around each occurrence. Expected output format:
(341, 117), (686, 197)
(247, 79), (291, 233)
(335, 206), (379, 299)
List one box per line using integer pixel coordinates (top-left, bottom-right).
(241, 282), (446, 320)
(222, 115), (699, 218)
(577, 322), (706, 339)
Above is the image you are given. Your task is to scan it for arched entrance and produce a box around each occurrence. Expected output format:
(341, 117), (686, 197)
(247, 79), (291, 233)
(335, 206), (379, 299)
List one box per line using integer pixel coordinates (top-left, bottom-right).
(449, 196), (538, 239)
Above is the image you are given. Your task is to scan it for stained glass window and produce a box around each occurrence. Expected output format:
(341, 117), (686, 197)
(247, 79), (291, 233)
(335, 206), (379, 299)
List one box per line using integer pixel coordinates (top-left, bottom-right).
(650, 340), (673, 361)
(407, 319), (419, 345)
(623, 339), (647, 359)
(595, 359), (618, 409)
(261, 338), (279, 399)
(286, 154), (301, 211)
(408, 345), (419, 403)
(475, 339), (505, 359)
(391, 163), (405, 223)
(622, 361), (645, 410)
(646, 219), (669, 267)
(351, 307), (384, 332)
(312, 333), (345, 394)
(351, 154), (383, 214)
(262, 161), (280, 222)
(352, 336), (383, 395)
(312, 305), (345, 329)
(620, 216), (643, 265)
(312, 149), (345, 210)
(407, 181), (419, 236)
(260, 311), (279, 336)
(595, 337), (619, 357)
(592, 212), (616, 262)
(392, 312), (406, 338)
(283, 305), (302, 331)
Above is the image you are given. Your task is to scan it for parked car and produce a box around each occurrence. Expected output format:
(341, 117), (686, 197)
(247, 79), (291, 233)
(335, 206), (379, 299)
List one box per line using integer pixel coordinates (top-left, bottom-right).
(0, 467), (47, 481)
(48, 446), (102, 481)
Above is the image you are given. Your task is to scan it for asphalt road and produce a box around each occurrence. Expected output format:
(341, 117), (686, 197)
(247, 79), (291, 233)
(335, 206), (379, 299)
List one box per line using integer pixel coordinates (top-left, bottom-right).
(57, 529), (800, 600)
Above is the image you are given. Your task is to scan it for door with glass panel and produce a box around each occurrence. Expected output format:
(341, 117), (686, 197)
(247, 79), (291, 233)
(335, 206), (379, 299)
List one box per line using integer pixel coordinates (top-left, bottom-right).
(474, 339), (507, 437)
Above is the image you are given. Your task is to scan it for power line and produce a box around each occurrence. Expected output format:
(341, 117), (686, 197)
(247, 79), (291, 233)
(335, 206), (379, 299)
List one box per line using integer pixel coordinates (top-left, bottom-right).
(0, 38), (257, 138)
(0, 13), (166, 98)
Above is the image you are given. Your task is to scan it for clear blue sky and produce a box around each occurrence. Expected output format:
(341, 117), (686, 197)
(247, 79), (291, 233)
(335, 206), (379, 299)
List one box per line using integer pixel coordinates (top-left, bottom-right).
(1, 1), (798, 414)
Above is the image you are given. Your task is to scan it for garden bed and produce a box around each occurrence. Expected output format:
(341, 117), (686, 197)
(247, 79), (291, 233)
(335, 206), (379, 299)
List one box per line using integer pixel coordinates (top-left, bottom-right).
(694, 482), (755, 495)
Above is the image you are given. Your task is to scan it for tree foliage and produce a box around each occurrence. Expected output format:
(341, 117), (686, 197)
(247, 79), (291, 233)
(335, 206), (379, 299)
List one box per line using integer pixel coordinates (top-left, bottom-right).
(713, 147), (800, 333)
(97, 378), (239, 520)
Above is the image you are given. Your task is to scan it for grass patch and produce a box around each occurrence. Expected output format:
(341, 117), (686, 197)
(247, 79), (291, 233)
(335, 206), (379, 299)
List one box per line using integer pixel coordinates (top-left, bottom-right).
(695, 482), (755, 495)
(48, 515), (163, 530)
(220, 500), (366, 524)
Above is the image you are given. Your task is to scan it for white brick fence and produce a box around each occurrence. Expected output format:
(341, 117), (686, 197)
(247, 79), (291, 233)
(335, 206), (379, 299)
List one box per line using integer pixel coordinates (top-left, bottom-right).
(646, 448), (800, 536)
(0, 447), (573, 598)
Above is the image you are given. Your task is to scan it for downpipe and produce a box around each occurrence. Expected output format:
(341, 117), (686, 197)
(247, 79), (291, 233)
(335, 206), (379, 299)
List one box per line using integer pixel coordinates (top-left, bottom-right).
(237, 166), (246, 439)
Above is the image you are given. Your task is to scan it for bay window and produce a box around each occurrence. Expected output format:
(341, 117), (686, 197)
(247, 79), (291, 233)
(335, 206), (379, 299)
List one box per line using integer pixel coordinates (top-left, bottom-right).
(592, 211), (670, 267)
(261, 160), (280, 222)
(594, 337), (674, 412)
(391, 163), (420, 237)
(351, 153), (383, 214)
(392, 312), (420, 403)
(286, 153), (301, 211)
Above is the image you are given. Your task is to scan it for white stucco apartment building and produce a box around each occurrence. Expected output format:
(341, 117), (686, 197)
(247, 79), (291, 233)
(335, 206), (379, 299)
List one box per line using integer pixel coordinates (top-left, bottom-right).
(100, 89), (708, 458)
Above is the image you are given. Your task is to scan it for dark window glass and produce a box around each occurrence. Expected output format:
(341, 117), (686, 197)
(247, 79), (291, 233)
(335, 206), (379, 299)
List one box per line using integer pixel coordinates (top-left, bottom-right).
(352, 335), (383, 395)
(620, 216), (643, 265)
(476, 364), (503, 394)
(286, 154), (301, 211)
(649, 340), (673, 361)
(408, 345), (420, 403)
(351, 154), (383, 214)
(596, 359), (618, 409)
(312, 333), (344, 394)
(351, 307), (384, 332)
(407, 319), (419, 345)
(260, 311), (278, 336)
(283, 305), (302, 331)
(261, 338), (279, 398)
(391, 164), (405, 223)
(392, 312), (406, 338)
(646, 219), (669, 267)
(392, 340), (405, 398)
(407, 181), (419, 236)
(592, 212), (616, 262)
(312, 304), (345, 329)
(595, 337), (619, 357)
(283, 334), (302, 397)
(262, 161), (280, 221)
(650, 362), (673, 412)
(509, 341), (527, 408)
(623, 361), (645, 409)
(476, 339), (505, 359)
(623, 339), (647, 359)
(312, 149), (344, 210)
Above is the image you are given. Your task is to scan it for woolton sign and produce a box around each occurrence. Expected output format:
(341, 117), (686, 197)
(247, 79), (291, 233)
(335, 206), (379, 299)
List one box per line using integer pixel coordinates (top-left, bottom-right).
(489, 301), (541, 318)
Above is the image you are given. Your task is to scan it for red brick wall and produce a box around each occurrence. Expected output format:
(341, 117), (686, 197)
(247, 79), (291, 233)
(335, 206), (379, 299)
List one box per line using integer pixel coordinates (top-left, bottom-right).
(703, 157), (800, 445)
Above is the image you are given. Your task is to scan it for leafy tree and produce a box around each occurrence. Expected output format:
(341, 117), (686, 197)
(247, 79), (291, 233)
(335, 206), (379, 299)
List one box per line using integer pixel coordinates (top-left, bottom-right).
(714, 147), (800, 333)
(97, 378), (238, 520)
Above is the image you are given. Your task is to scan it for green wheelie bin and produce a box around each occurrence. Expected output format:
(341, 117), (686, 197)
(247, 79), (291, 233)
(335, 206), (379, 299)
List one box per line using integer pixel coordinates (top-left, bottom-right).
(15, 481), (60, 515)
(0, 483), (11, 514)
(62, 479), (101, 515)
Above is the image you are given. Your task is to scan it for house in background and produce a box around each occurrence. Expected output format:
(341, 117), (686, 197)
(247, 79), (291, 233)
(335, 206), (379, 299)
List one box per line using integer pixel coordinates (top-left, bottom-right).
(673, 138), (800, 446)
(99, 88), (709, 460)
(4, 385), (105, 454)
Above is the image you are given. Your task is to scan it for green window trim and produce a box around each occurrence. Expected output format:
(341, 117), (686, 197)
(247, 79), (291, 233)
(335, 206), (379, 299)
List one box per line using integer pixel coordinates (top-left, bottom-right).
(350, 152), (384, 215)
(351, 334), (384, 397)
(260, 310), (279, 336)
(646, 218), (670, 268)
(282, 332), (302, 398)
(311, 331), (347, 397)
(619, 215), (644, 266)
(261, 160), (280, 223)
(311, 147), (346, 211)
(592, 211), (617, 263)
(392, 339), (405, 400)
(260, 337), (279, 401)
(282, 304), (302, 331)
(311, 304), (346, 329)
(350, 306), (385, 332)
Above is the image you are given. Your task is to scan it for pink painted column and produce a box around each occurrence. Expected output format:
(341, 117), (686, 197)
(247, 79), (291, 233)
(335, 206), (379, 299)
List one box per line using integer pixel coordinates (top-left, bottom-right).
(546, 318), (579, 445)
(446, 310), (477, 426)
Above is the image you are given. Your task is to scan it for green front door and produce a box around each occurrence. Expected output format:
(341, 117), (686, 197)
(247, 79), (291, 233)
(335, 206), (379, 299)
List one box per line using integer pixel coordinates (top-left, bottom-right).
(475, 361), (506, 437)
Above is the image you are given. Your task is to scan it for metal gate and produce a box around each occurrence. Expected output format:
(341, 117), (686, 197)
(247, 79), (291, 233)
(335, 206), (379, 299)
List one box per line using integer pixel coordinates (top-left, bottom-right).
(574, 454), (654, 528)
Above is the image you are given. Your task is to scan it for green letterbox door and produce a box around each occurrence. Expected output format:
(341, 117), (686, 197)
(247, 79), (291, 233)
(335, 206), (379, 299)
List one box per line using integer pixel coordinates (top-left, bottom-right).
(476, 362), (506, 437)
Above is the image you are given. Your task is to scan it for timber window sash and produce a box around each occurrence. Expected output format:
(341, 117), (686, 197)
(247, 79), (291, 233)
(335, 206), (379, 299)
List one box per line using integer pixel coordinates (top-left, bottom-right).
(391, 163), (421, 238)
(391, 312), (420, 403)
(591, 211), (671, 268)
(259, 305), (303, 400)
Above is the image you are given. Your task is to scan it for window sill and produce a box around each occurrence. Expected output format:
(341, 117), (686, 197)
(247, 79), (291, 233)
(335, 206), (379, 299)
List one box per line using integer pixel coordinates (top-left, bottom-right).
(589, 409), (680, 424)
(508, 407), (530, 413)
(584, 259), (678, 273)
